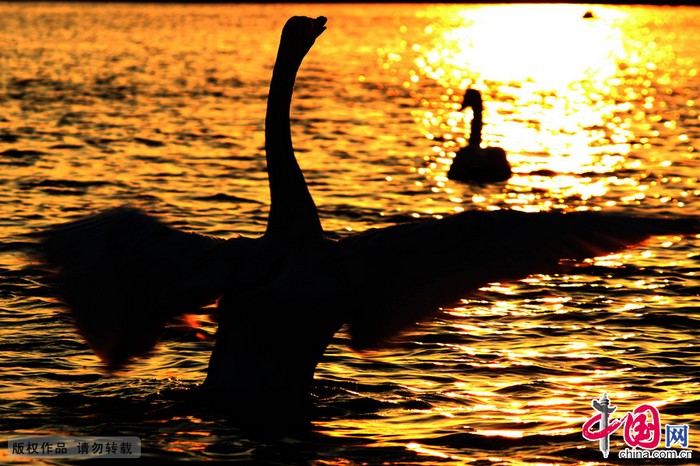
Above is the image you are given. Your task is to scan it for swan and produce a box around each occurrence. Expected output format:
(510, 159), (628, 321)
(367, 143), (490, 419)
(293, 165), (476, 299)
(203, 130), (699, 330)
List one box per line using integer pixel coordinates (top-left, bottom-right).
(447, 88), (512, 183)
(37, 16), (699, 433)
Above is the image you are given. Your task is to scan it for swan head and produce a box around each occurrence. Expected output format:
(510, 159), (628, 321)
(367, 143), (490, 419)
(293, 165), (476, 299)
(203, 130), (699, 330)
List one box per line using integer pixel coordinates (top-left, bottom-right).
(280, 16), (327, 60)
(460, 88), (483, 112)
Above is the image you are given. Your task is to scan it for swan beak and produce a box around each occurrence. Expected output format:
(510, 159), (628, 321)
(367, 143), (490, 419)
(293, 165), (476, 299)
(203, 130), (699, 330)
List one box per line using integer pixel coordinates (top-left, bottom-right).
(313, 16), (328, 37)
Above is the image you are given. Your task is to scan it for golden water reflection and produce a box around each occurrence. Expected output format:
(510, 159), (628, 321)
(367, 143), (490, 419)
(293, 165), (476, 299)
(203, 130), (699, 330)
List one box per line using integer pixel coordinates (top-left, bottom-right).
(404, 4), (698, 213)
(1, 3), (698, 463)
(418, 5), (627, 90)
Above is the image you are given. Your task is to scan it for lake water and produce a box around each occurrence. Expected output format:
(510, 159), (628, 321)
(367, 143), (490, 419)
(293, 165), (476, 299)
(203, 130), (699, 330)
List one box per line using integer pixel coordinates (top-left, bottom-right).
(0, 2), (698, 464)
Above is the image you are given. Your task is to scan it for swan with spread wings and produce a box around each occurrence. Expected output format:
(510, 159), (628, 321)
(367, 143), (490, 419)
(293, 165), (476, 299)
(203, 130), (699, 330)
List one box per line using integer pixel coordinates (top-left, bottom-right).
(38, 16), (699, 431)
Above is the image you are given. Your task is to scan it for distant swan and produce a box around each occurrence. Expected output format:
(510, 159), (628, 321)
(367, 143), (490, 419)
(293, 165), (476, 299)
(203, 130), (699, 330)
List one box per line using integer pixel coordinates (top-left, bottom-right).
(38, 16), (699, 433)
(447, 89), (512, 183)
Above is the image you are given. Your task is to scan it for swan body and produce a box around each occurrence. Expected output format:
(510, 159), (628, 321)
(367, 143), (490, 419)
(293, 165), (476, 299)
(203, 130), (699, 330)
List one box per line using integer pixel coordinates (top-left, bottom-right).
(447, 89), (512, 183)
(37, 17), (699, 432)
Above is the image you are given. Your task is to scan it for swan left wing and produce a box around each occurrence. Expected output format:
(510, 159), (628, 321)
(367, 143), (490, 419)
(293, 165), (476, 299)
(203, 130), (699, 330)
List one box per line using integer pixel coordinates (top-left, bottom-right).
(338, 210), (698, 349)
(37, 207), (232, 369)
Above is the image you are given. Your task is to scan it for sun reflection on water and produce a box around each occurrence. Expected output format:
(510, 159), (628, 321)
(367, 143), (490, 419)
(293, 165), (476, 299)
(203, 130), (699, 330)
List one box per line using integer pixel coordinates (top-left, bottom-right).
(397, 4), (699, 213)
(418, 5), (627, 89)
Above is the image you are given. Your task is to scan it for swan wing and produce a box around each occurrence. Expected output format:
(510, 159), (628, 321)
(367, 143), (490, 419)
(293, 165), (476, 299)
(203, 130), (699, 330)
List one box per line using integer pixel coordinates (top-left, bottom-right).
(37, 207), (231, 369)
(339, 210), (698, 349)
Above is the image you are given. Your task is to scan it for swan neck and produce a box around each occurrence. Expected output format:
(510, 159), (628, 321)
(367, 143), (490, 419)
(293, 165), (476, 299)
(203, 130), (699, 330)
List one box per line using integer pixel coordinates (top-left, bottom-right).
(468, 106), (483, 148)
(264, 48), (323, 241)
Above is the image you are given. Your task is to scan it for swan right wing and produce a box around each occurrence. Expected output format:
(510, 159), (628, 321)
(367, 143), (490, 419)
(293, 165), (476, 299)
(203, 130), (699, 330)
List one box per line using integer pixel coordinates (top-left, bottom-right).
(37, 207), (233, 369)
(338, 210), (698, 349)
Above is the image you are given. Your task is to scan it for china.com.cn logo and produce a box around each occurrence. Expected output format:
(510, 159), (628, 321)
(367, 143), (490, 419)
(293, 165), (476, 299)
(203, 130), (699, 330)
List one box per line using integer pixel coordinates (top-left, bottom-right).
(582, 393), (692, 460)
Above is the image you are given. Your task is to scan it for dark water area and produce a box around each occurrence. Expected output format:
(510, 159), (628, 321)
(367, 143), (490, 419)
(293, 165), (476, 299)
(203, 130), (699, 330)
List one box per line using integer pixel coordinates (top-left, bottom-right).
(1, 3), (698, 465)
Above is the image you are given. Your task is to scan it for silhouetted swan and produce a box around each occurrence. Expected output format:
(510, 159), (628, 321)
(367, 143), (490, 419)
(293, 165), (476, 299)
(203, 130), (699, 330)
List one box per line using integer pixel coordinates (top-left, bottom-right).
(447, 89), (512, 183)
(38, 16), (699, 433)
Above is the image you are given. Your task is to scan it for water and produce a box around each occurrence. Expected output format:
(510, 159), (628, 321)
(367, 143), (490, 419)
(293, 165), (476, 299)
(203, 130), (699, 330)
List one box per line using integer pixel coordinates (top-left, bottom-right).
(1, 3), (698, 464)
